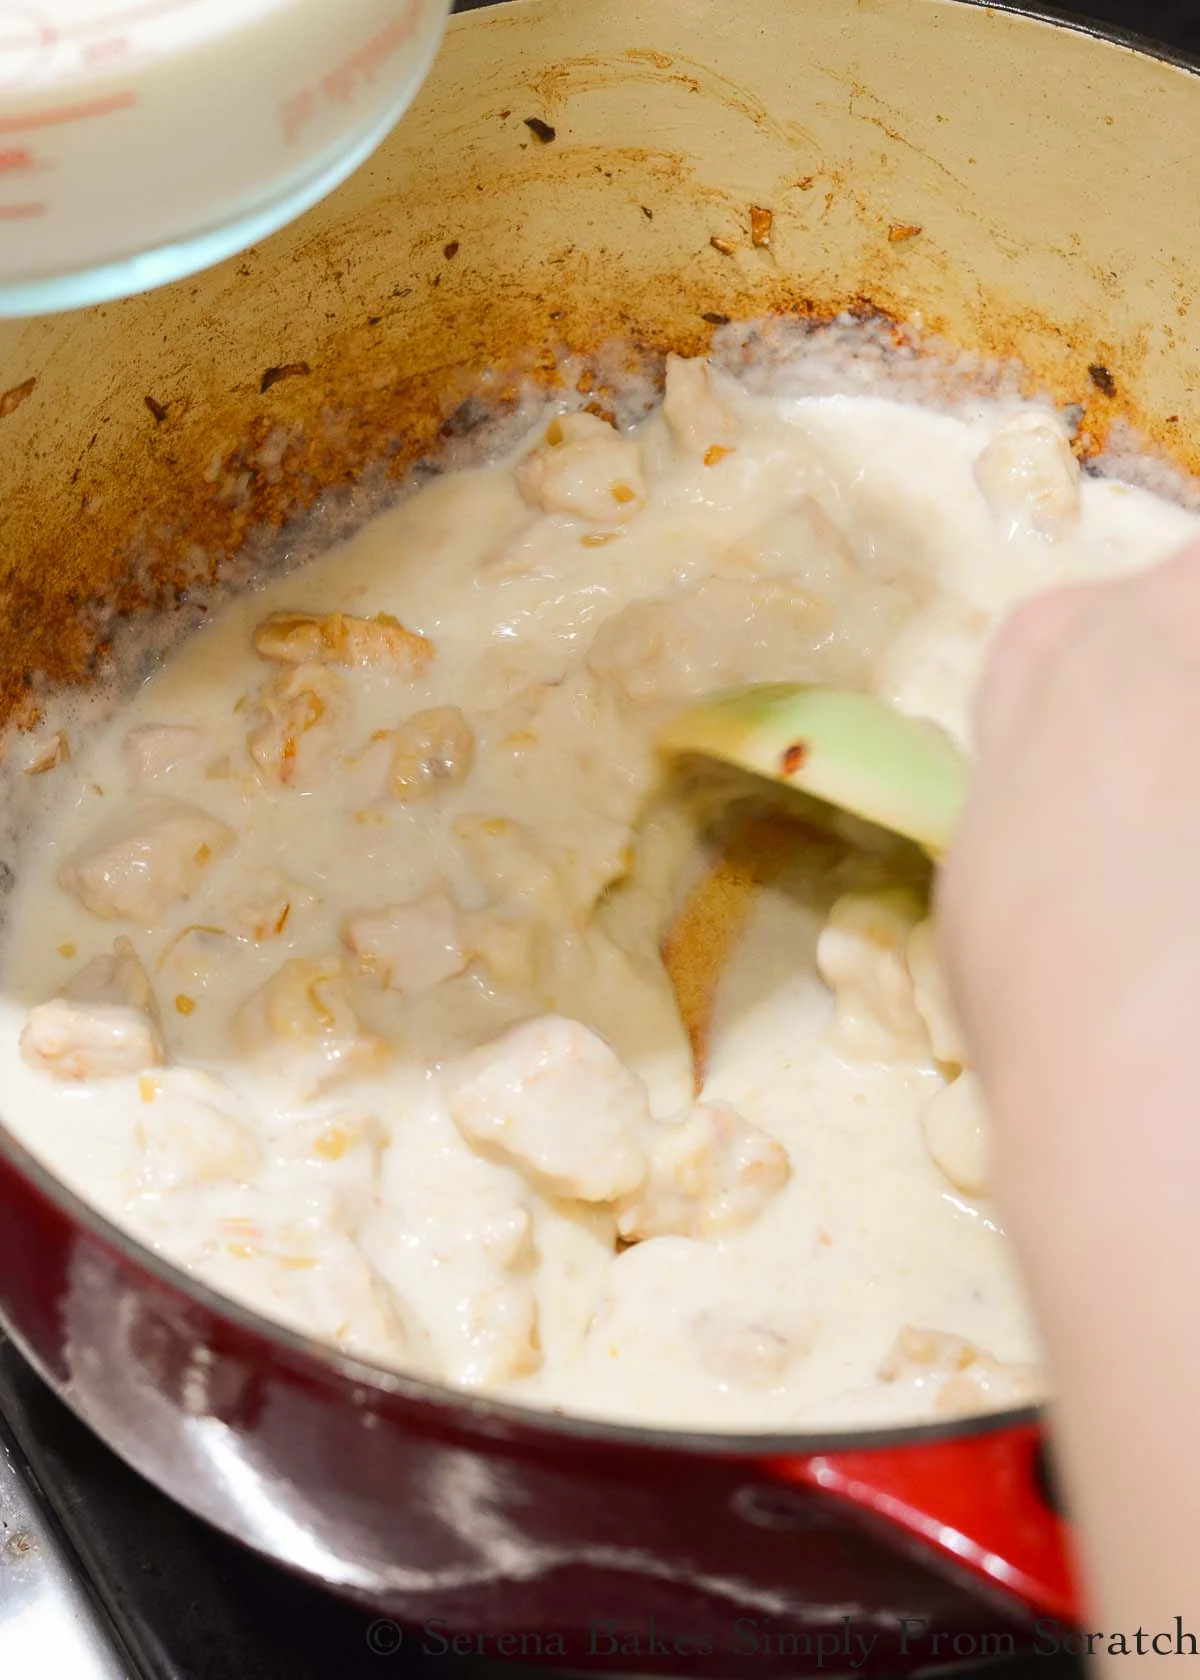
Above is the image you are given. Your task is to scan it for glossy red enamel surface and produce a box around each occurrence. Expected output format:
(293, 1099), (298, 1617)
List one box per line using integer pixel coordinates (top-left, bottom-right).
(778, 1430), (1080, 1625)
(0, 1137), (1078, 1676)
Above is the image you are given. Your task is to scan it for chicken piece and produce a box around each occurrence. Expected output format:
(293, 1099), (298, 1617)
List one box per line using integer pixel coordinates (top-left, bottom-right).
(271, 1113), (385, 1233)
(973, 410), (1080, 542)
(444, 1016), (652, 1203)
(253, 610), (433, 675)
(123, 724), (206, 785)
(228, 871), (320, 944)
(386, 706), (475, 803)
(308, 1245), (422, 1365)
(872, 598), (986, 754)
(616, 1101), (790, 1242)
(58, 800), (234, 926)
(245, 662), (346, 788)
(342, 891), (468, 993)
(134, 1069), (261, 1192)
(586, 1238), (810, 1400)
(879, 1325), (1044, 1419)
(234, 956), (388, 1101)
(586, 578), (833, 709)
(364, 1107), (540, 1387)
(464, 913), (539, 998)
(921, 1072), (990, 1198)
(816, 889), (934, 1064)
(21, 938), (166, 1081)
(516, 411), (648, 526)
(906, 918), (968, 1068)
(691, 1311), (808, 1391)
(661, 354), (741, 459)
(454, 816), (563, 916)
(717, 499), (917, 685)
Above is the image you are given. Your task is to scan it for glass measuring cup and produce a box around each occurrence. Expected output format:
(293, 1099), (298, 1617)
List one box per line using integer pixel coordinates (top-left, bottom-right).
(0, 0), (452, 317)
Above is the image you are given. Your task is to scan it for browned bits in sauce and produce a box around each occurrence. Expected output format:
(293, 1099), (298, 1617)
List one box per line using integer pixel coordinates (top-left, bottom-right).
(888, 223), (923, 243)
(524, 116), (557, 144)
(260, 362), (312, 395)
(702, 311), (731, 327)
(750, 206), (774, 248)
(611, 483), (638, 506)
(0, 377), (35, 420)
(57, 943), (76, 960)
(443, 240), (460, 260)
(704, 445), (734, 467)
(544, 418), (565, 446)
(175, 994), (197, 1017)
(1088, 363), (1117, 396)
(797, 175), (815, 190)
(144, 395), (168, 423)
(581, 532), (619, 549)
(710, 235), (737, 256)
(782, 742), (808, 775)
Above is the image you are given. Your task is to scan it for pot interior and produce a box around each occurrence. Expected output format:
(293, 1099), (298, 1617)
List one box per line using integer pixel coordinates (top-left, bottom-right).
(0, 0), (1197, 1446)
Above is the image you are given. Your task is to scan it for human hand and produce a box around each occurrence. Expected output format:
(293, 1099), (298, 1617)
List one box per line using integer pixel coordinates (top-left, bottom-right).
(937, 541), (1200, 1216)
(936, 541), (1200, 1642)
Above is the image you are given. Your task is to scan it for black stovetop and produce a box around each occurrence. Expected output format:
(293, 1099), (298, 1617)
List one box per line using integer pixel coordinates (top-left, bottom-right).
(0, 1), (1190, 1676)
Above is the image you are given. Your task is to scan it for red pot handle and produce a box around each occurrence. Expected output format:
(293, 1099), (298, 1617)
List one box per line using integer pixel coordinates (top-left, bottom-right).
(770, 1423), (1080, 1624)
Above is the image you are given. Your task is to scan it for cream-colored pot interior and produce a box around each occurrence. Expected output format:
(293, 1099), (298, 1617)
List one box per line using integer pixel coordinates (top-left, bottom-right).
(1, 0), (1198, 736)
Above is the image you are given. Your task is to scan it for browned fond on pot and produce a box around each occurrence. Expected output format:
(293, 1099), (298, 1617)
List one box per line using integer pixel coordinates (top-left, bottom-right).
(0, 0), (1198, 734)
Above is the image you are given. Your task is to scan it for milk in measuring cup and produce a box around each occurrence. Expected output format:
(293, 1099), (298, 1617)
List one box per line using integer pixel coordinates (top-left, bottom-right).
(0, 0), (452, 316)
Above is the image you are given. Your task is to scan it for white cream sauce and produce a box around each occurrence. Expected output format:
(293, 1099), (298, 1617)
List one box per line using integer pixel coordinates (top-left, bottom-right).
(1, 346), (1196, 1431)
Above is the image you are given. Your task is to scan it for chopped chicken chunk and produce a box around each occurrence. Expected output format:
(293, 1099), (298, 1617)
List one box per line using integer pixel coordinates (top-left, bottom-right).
(308, 1246), (420, 1364)
(873, 598), (985, 754)
(342, 891), (468, 993)
(123, 725), (206, 785)
(906, 918), (968, 1068)
(816, 889), (933, 1064)
(692, 1311), (808, 1390)
(229, 871), (320, 944)
(586, 578), (835, 708)
(879, 1325), (1044, 1417)
(386, 706), (475, 803)
(134, 1069), (261, 1192)
(464, 913), (539, 997)
(58, 800), (234, 926)
(973, 410), (1081, 542)
(253, 611), (433, 675)
(921, 1072), (989, 1198)
(271, 1113), (385, 1232)
(444, 1016), (652, 1202)
(245, 662), (347, 788)
(585, 1238), (810, 1400)
(21, 938), (165, 1080)
(617, 1101), (790, 1242)
(234, 957), (388, 1101)
(364, 1108), (540, 1387)
(516, 412), (649, 525)
(661, 354), (741, 458)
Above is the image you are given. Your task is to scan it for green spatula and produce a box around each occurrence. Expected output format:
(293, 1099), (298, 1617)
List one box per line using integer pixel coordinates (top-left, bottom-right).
(657, 683), (970, 859)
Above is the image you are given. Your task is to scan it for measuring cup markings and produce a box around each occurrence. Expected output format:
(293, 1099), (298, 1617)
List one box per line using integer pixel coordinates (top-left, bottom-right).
(0, 3), (55, 91)
(282, 0), (428, 146)
(0, 87), (137, 133)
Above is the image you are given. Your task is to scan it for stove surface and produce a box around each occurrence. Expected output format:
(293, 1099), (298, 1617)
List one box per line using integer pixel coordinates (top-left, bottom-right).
(0, 1), (1190, 1676)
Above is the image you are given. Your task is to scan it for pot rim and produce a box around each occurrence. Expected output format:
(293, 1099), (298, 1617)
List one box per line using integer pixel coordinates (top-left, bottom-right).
(2, 0), (1194, 1465)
